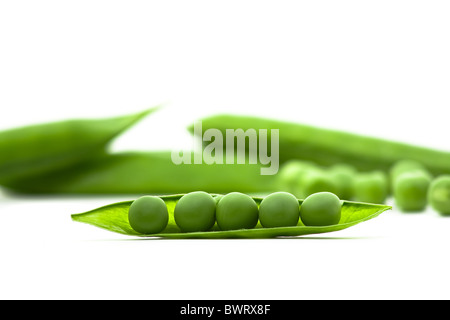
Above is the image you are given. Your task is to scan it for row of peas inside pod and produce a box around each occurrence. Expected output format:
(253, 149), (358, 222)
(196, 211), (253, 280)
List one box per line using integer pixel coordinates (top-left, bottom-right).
(128, 191), (342, 235)
(277, 160), (389, 205)
(277, 159), (450, 215)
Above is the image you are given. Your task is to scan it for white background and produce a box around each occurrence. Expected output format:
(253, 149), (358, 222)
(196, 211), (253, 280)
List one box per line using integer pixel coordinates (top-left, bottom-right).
(0, 0), (449, 300)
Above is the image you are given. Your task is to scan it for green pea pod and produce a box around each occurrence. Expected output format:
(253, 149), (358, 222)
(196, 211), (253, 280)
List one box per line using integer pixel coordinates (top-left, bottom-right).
(191, 114), (450, 176)
(71, 194), (391, 239)
(4, 152), (277, 194)
(0, 108), (157, 184)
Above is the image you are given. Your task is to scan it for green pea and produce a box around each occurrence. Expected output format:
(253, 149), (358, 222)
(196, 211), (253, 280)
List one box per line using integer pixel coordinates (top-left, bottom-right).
(300, 169), (338, 198)
(216, 192), (259, 230)
(428, 175), (450, 216)
(390, 159), (427, 182)
(277, 160), (304, 189)
(277, 160), (318, 197)
(299, 192), (342, 226)
(393, 171), (432, 212)
(128, 195), (169, 234)
(353, 171), (388, 204)
(328, 163), (357, 200)
(174, 191), (216, 232)
(259, 192), (300, 228)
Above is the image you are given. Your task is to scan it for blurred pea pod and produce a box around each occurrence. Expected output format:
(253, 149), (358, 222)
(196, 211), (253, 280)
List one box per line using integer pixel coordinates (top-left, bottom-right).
(3, 152), (277, 195)
(191, 114), (450, 176)
(0, 108), (157, 184)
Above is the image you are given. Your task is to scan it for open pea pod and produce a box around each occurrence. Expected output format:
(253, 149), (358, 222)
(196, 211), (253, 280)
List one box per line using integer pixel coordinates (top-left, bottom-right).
(71, 194), (391, 239)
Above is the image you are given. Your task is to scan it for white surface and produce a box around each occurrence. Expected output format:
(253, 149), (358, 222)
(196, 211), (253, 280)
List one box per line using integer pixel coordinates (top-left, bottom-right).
(1, 195), (449, 300)
(1, 1), (450, 300)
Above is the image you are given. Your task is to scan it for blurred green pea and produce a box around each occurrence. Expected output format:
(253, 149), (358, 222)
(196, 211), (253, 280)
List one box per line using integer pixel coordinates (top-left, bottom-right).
(390, 159), (428, 185)
(393, 171), (431, 212)
(428, 175), (450, 216)
(353, 171), (388, 204)
(300, 169), (338, 199)
(328, 163), (357, 200)
(276, 160), (319, 197)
